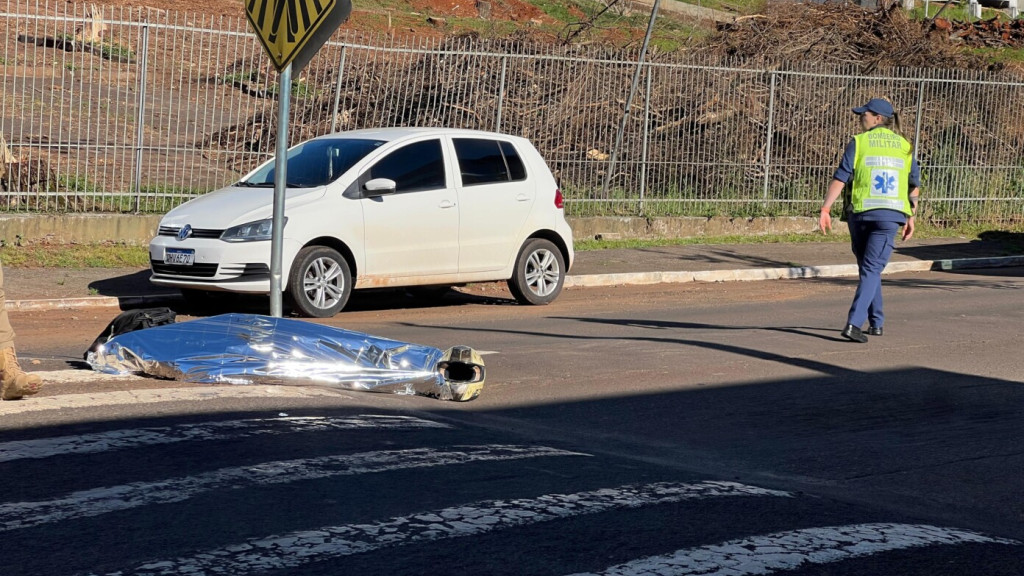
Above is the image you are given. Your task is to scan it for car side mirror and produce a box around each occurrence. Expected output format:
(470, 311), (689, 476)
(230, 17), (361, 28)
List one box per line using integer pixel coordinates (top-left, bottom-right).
(363, 178), (397, 197)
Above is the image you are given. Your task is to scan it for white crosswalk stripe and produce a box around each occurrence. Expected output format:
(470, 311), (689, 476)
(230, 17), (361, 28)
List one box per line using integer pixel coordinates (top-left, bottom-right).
(0, 415), (449, 462)
(2, 411), (1018, 575)
(0, 445), (587, 532)
(82, 481), (793, 576)
(565, 523), (1021, 576)
(0, 384), (348, 415)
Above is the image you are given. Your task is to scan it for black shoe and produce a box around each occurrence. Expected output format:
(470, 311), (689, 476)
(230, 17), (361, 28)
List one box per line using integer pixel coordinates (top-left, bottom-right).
(867, 326), (883, 336)
(841, 324), (868, 343)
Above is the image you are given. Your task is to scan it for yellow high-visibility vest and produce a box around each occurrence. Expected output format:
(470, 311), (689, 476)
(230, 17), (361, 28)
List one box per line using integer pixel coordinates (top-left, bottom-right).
(851, 128), (913, 217)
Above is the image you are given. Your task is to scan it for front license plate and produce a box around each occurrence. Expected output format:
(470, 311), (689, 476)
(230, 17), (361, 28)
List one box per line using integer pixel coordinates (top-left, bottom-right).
(164, 248), (195, 266)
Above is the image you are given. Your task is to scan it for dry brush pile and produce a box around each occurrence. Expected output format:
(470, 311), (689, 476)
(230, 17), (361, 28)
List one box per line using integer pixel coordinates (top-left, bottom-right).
(932, 15), (1024, 48)
(700, 2), (991, 72)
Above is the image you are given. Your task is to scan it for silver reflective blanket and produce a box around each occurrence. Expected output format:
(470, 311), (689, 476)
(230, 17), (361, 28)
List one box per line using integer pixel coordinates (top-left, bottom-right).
(87, 313), (485, 401)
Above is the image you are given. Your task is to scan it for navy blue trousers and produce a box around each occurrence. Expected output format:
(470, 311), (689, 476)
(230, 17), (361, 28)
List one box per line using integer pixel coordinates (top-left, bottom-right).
(846, 220), (900, 328)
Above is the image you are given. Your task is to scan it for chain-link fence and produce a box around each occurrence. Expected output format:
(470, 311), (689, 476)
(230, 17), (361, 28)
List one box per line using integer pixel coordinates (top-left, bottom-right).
(2, 1), (1023, 224)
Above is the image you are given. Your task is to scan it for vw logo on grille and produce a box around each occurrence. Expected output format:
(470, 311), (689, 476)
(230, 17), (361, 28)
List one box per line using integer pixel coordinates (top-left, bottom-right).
(177, 224), (193, 241)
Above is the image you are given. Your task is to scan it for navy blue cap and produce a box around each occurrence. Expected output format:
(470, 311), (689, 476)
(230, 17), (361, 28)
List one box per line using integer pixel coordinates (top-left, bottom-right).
(852, 98), (894, 118)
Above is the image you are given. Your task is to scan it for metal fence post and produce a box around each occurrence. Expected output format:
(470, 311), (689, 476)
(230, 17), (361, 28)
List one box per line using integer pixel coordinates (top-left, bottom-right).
(495, 56), (508, 132)
(132, 25), (150, 213)
(640, 69), (652, 216)
(914, 79), (925, 156)
(330, 46), (347, 134)
(762, 71), (777, 202)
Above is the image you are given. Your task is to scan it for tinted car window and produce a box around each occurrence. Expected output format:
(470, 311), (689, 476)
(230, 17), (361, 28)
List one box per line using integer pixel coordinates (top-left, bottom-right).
(454, 138), (527, 186)
(368, 139), (446, 193)
(244, 138), (385, 187)
(499, 141), (527, 181)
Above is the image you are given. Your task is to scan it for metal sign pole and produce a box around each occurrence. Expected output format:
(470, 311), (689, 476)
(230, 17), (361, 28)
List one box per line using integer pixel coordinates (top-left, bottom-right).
(270, 63), (292, 317)
(601, 0), (661, 199)
(246, 0), (352, 316)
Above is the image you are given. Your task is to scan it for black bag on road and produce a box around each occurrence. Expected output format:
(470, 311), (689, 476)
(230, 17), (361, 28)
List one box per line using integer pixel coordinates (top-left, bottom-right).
(84, 307), (177, 359)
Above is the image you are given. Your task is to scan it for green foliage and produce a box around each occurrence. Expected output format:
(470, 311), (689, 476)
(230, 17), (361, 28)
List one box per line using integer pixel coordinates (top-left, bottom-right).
(222, 70), (314, 97)
(91, 41), (136, 62)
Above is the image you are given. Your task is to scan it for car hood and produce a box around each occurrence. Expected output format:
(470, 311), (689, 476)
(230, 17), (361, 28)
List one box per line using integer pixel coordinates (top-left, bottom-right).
(160, 185), (327, 228)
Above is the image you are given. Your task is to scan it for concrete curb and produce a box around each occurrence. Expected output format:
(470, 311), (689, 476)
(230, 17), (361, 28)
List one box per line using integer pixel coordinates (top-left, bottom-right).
(562, 255), (1024, 288)
(7, 255), (1023, 312)
(8, 294), (181, 312)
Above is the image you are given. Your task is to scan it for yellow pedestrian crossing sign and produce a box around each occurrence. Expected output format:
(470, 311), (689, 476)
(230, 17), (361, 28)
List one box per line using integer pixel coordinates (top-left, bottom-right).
(246, 0), (352, 73)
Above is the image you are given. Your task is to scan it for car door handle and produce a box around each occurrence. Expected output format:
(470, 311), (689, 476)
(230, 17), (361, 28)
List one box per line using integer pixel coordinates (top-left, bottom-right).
(516, 194), (530, 202)
(439, 200), (456, 209)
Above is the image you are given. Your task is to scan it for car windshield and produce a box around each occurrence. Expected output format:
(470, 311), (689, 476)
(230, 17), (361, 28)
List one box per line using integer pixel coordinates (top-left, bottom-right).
(240, 138), (386, 188)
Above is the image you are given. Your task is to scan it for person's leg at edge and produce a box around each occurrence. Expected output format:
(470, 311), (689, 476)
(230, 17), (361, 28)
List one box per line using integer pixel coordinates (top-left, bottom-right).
(838, 221), (870, 341)
(0, 263), (13, 347)
(0, 262), (43, 400)
(845, 220), (869, 329)
(867, 272), (885, 331)
(847, 221), (898, 330)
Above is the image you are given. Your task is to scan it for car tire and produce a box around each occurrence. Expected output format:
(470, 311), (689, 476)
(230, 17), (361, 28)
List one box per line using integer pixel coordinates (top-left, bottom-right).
(287, 246), (352, 318)
(507, 238), (565, 305)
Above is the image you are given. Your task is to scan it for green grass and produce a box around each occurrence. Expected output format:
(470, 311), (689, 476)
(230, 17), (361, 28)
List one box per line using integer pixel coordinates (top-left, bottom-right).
(695, 0), (766, 13)
(58, 174), (101, 193)
(962, 45), (1024, 67)
(909, 3), (1006, 22)
(91, 41), (135, 62)
(0, 242), (150, 268)
(531, 0), (575, 22)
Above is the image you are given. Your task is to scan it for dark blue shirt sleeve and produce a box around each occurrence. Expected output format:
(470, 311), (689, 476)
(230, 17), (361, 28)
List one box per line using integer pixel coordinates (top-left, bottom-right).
(831, 139), (856, 183)
(909, 157), (921, 189)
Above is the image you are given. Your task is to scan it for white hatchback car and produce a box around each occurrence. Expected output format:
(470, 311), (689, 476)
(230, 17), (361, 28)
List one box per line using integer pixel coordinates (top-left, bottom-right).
(149, 127), (575, 317)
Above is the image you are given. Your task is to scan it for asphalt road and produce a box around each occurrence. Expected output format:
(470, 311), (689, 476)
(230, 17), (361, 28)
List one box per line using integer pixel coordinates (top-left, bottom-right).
(1, 267), (1023, 575)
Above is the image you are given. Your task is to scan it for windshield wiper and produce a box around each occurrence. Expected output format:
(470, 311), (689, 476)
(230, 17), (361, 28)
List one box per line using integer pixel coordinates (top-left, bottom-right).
(237, 181), (275, 187)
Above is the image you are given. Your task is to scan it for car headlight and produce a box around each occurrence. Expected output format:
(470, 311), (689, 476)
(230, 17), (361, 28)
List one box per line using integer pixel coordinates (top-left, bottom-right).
(220, 217), (286, 242)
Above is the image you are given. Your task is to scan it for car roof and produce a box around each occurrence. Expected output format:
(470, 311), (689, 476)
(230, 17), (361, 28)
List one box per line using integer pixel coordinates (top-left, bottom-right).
(315, 127), (524, 143)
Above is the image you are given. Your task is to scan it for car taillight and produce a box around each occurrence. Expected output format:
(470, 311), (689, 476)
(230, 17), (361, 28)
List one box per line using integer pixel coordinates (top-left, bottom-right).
(554, 188), (564, 209)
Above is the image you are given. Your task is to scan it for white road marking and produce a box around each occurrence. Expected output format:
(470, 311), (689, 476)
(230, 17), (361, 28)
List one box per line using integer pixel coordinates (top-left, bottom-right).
(0, 415), (449, 462)
(84, 481), (791, 576)
(566, 523), (1021, 576)
(0, 445), (586, 532)
(0, 384), (351, 415)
